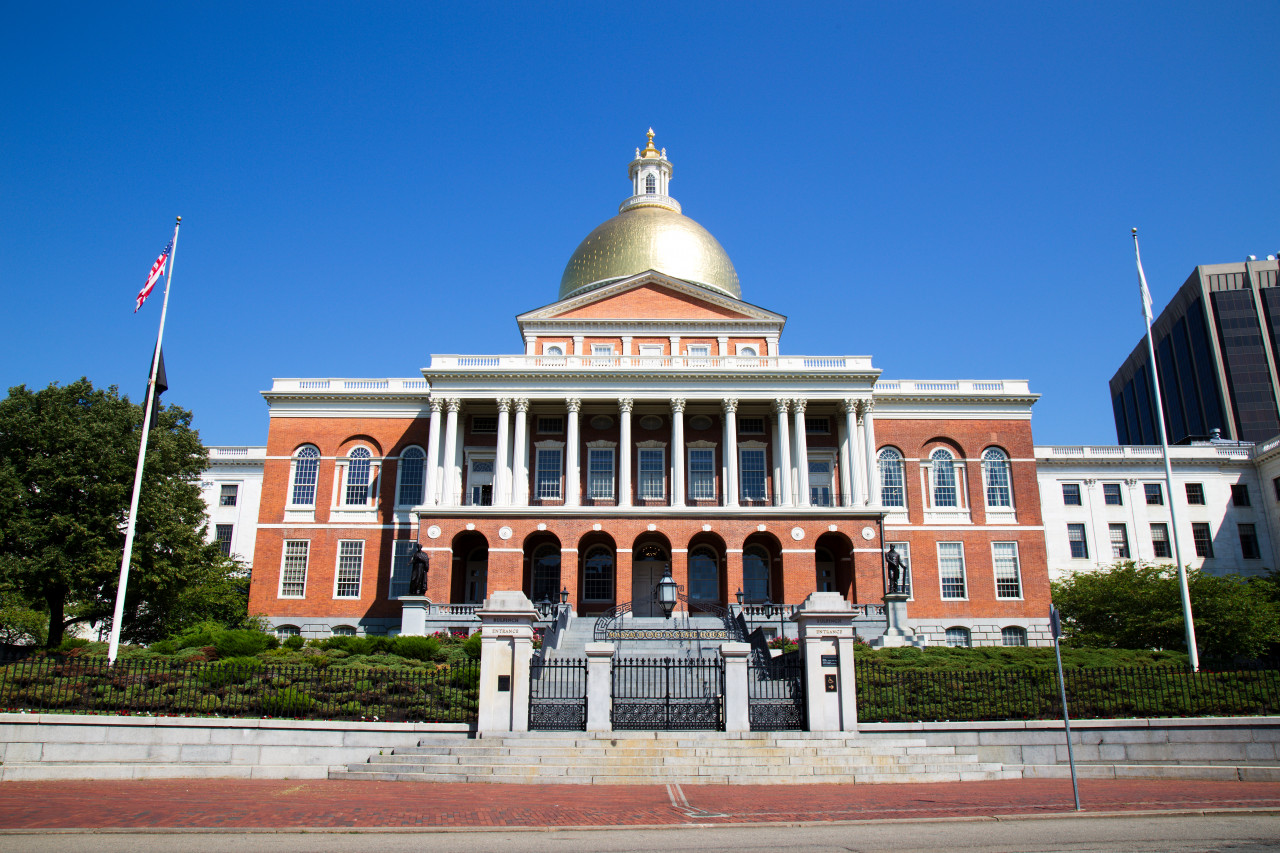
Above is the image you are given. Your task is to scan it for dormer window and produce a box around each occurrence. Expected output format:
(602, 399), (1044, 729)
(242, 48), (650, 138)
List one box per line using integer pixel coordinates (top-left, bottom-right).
(645, 174), (656, 194)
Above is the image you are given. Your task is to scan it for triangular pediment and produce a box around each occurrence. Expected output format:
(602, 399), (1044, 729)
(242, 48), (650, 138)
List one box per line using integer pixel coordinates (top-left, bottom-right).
(517, 271), (785, 324)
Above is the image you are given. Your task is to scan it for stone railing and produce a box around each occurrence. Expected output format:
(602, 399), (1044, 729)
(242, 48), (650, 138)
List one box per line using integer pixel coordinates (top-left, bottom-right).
(268, 378), (430, 393)
(1043, 444), (1256, 461)
(429, 354), (875, 372)
(874, 379), (1031, 395)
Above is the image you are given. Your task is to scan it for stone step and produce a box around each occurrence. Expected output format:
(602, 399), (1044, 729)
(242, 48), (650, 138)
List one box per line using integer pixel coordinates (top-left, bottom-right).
(392, 743), (945, 759)
(373, 749), (982, 767)
(333, 763), (1016, 785)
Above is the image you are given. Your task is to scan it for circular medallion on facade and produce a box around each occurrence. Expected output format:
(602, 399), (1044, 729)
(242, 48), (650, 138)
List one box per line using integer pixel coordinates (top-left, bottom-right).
(639, 415), (664, 431)
(498, 526), (513, 540)
(702, 523), (712, 532)
(590, 415), (614, 430)
(791, 527), (805, 541)
(465, 523), (476, 531)
(537, 522), (547, 531)
(426, 525), (441, 539)
(861, 526), (876, 541)
(647, 523), (657, 531)
(689, 415), (713, 431)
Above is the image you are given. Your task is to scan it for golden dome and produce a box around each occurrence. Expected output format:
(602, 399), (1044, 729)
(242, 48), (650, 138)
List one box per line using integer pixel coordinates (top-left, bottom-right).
(559, 206), (741, 301)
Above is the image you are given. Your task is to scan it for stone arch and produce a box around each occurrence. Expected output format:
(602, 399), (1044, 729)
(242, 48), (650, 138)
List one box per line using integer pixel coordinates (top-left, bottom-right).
(630, 531), (673, 617)
(522, 531), (562, 605)
(815, 531), (855, 600)
(449, 530), (488, 604)
(686, 530), (728, 606)
(577, 530), (618, 614)
(741, 531), (783, 604)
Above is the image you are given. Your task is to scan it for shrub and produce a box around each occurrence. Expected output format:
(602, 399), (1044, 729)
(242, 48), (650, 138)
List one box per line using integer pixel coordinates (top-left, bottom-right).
(259, 687), (314, 717)
(392, 636), (440, 662)
(462, 632), (481, 660)
(282, 635), (305, 650)
(212, 628), (272, 659)
(55, 638), (89, 653)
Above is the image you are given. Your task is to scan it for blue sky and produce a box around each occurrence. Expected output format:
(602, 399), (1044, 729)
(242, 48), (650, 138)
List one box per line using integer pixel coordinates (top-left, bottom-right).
(3, 2), (1278, 447)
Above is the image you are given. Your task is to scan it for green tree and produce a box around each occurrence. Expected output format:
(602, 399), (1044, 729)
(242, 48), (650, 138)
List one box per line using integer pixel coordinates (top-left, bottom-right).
(0, 378), (244, 647)
(1051, 561), (1280, 662)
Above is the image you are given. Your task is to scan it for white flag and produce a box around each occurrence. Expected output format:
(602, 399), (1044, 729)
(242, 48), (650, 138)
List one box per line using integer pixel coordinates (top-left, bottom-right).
(1133, 230), (1153, 324)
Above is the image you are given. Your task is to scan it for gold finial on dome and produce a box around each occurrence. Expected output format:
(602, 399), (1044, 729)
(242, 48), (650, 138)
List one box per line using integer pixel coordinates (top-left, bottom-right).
(641, 127), (660, 158)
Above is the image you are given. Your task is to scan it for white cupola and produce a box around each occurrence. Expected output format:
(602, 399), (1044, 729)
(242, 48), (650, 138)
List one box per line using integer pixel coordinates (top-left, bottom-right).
(619, 128), (680, 214)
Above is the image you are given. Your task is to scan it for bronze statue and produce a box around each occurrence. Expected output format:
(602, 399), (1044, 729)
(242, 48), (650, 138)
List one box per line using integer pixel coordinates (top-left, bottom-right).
(884, 545), (907, 595)
(408, 544), (430, 596)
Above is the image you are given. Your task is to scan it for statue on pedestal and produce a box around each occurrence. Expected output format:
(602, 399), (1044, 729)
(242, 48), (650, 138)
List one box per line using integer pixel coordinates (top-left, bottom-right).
(884, 545), (907, 595)
(409, 544), (430, 596)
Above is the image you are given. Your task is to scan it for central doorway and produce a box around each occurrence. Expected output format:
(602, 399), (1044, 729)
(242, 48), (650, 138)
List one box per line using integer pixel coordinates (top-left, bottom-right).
(631, 543), (669, 617)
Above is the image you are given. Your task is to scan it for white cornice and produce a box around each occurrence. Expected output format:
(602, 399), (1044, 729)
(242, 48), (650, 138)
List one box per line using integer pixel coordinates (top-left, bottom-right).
(516, 270), (787, 325)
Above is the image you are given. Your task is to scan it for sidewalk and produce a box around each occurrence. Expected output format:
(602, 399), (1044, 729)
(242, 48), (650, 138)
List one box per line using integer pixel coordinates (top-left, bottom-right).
(1, 778), (1279, 831)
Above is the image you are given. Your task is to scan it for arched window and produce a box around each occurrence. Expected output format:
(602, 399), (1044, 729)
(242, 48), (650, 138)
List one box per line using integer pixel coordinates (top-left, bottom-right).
(583, 545), (614, 601)
(878, 447), (905, 507)
(688, 546), (719, 601)
(982, 448), (1012, 507)
(945, 626), (971, 647)
(930, 448), (957, 507)
(743, 545), (770, 602)
(1001, 626), (1027, 647)
(276, 624), (300, 638)
(645, 173), (656, 194)
(332, 625), (356, 637)
(397, 446), (425, 506)
(290, 445), (320, 506)
(345, 447), (373, 505)
(545, 345), (564, 356)
(532, 544), (561, 603)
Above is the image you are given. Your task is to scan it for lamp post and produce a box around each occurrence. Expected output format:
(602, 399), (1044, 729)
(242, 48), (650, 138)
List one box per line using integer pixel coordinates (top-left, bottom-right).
(559, 586), (569, 610)
(657, 565), (678, 619)
(538, 595), (552, 620)
(735, 588), (744, 606)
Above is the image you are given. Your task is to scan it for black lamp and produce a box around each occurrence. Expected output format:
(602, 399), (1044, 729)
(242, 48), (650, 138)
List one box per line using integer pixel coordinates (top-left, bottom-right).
(559, 587), (569, 605)
(657, 565), (678, 618)
(735, 588), (744, 605)
(538, 595), (551, 618)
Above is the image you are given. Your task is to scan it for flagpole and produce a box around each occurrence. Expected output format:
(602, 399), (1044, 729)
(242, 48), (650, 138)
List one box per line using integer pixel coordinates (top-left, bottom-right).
(108, 216), (181, 664)
(1132, 227), (1199, 672)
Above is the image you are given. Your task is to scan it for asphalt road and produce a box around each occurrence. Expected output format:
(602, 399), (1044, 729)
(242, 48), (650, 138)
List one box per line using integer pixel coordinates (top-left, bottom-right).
(3, 814), (1278, 853)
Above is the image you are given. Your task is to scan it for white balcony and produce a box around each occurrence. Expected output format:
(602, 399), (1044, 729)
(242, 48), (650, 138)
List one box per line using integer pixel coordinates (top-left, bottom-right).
(427, 354), (875, 372)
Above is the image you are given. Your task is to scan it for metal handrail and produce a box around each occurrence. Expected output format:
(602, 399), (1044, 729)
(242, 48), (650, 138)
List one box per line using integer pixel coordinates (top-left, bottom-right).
(593, 600), (633, 641)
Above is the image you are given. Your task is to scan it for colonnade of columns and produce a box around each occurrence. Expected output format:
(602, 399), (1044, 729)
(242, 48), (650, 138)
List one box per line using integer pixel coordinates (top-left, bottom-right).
(421, 395), (880, 509)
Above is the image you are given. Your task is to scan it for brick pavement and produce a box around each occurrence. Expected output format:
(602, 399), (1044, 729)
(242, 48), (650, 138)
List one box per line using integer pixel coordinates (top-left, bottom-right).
(1, 779), (1279, 830)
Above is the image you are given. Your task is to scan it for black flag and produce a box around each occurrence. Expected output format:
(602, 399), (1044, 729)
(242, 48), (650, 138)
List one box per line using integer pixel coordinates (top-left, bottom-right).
(149, 347), (168, 428)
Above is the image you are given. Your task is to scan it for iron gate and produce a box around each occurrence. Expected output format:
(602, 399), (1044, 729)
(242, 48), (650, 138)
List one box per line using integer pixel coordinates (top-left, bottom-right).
(529, 656), (587, 731)
(611, 656), (724, 730)
(748, 652), (806, 730)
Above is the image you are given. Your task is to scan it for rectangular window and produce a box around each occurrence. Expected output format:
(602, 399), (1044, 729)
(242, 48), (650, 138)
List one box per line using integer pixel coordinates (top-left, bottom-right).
(279, 540), (309, 598)
(1273, 476), (1280, 501)
(219, 484), (238, 506)
(739, 448), (767, 501)
(992, 542), (1021, 599)
(1067, 523), (1089, 559)
(1103, 483), (1123, 506)
(638, 448), (665, 499)
(535, 448), (562, 499)
(887, 542), (912, 598)
(335, 540), (364, 598)
(738, 417), (765, 435)
(214, 524), (234, 557)
(687, 344), (711, 357)
(591, 344), (614, 356)
(588, 448), (614, 500)
(688, 448), (715, 500)
(808, 459), (832, 506)
(536, 416), (563, 434)
(471, 416), (498, 434)
(390, 540), (416, 599)
(638, 344), (663, 357)
(1231, 483), (1251, 507)
(1151, 523), (1171, 559)
(1109, 524), (1130, 559)
(938, 543), (966, 599)
(1192, 522), (1214, 557)
(1144, 483), (1163, 505)
(1061, 483), (1082, 505)
(1186, 483), (1205, 505)
(1240, 523), (1260, 559)
(805, 417), (830, 434)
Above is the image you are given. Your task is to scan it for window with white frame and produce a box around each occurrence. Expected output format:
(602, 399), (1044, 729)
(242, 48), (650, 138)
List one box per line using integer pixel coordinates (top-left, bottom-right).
(879, 447), (905, 508)
(737, 345), (758, 357)
(938, 542), (966, 599)
(639, 343), (663, 357)
(344, 447), (374, 506)
(945, 626), (971, 647)
(982, 448), (1012, 507)
(535, 447), (562, 499)
(930, 448), (958, 508)
(645, 173), (656, 194)
(390, 540), (416, 599)
(687, 344), (711, 357)
(1151, 523), (1171, 559)
(279, 540), (309, 597)
(588, 448), (614, 499)
(582, 545), (613, 601)
(335, 540), (364, 598)
(1062, 483), (1082, 505)
(739, 447), (767, 501)
(809, 459), (832, 506)
(276, 624), (300, 638)
(887, 541), (912, 598)
(743, 545), (770, 602)
(591, 344), (614, 356)
(1067, 523), (1089, 558)
(219, 484), (239, 506)
(1109, 524), (1130, 559)
(290, 445), (320, 506)
(1002, 626), (1027, 646)
(215, 524), (234, 557)
(543, 344), (564, 356)
(332, 625), (357, 637)
(688, 448), (715, 500)
(688, 546), (719, 600)
(638, 447), (665, 499)
(992, 542), (1021, 598)
(397, 446), (425, 505)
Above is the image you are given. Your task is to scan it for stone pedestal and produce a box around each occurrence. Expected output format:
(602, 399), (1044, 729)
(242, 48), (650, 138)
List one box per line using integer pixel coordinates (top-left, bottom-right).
(870, 593), (927, 649)
(476, 591), (538, 735)
(584, 642), (615, 732)
(791, 592), (859, 733)
(720, 642), (752, 732)
(398, 596), (431, 637)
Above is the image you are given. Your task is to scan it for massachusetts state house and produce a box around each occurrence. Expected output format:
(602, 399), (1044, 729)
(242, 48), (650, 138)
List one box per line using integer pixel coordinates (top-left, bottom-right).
(247, 132), (1053, 647)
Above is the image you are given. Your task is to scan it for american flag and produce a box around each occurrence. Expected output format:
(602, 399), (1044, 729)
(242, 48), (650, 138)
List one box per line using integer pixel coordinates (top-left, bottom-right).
(135, 237), (173, 312)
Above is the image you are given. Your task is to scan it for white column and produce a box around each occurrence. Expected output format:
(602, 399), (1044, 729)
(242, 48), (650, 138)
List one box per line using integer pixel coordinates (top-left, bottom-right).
(671, 398), (686, 507)
(424, 398), (443, 505)
(512, 399), (529, 505)
(524, 335), (536, 355)
(441, 399), (461, 506)
(775, 399), (792, 506)
(494, 399), (511, 507)
(840, 399), (861, 506)
(620, 336), (632, 357)
(717, 336), (729, 356)
(723, 398), (739, 507)
(793, 398), (810, 507)
(618, 398), (633, 508)
(861, 399), (879, 506)
(669, 335), (681, 358)
(572, 335), (584, 356)
(566, 398), (581, 507)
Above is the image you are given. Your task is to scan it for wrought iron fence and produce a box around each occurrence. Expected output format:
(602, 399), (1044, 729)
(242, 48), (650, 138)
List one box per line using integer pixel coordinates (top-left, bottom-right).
(612, 656), (723, 730)
(529, 655), (587, 731)
(0, 655), (480, 723)
(748, 652), (805, 730)
(856, 663), (1280, 723)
